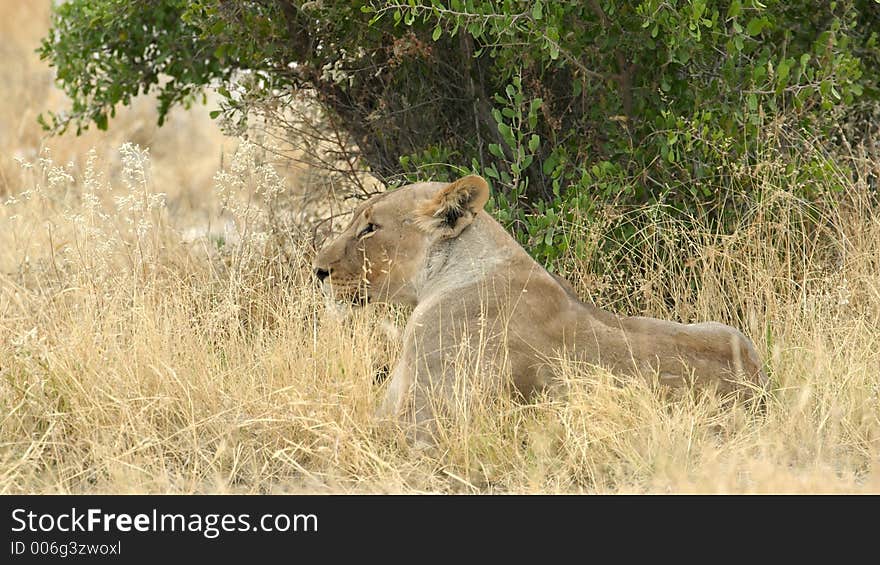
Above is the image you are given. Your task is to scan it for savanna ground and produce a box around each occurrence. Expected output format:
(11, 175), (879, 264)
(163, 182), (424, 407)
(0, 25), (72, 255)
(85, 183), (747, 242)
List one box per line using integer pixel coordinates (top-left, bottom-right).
(1, 2), (878, 494)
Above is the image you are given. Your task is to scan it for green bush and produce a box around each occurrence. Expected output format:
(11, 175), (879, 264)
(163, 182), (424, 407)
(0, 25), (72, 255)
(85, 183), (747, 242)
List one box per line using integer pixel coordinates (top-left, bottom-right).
(40, 1), (880, 265)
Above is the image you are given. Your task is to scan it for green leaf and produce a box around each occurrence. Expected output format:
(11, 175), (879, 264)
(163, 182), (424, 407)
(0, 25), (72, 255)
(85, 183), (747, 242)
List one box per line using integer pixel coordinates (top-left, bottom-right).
(488, 143), (504, 159)
(734, 36), (744, 52)
(542, 154), (558, 175)
(532, 1), (543, 20)
(528, 134), (540, 153)
(432, 25), (441, 41)
(498, 122), (513, 143)
(777, 58), (791, 82)
(746, 17), (765, 36)
(727, 0), (742, 18)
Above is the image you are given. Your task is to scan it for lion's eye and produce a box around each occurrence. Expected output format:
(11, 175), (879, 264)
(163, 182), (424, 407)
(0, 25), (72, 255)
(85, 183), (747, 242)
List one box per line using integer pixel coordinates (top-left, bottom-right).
(357, 223), (378, 239)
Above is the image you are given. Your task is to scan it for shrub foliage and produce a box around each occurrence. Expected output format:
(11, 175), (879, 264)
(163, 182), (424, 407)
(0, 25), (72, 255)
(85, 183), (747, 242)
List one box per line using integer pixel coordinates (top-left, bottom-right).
(40, 1), (880, 260)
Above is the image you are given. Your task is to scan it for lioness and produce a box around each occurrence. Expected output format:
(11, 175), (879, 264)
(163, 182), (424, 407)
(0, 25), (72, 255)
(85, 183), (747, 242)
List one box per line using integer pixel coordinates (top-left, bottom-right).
(314, 175), (767, 431)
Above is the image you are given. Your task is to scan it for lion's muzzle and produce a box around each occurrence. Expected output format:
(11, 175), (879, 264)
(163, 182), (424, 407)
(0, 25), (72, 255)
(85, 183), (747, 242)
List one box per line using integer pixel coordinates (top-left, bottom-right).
(314, 268), (330, 282)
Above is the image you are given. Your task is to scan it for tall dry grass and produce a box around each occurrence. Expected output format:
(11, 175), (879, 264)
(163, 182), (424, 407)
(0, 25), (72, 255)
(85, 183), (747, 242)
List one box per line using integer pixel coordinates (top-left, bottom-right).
(0, 2), (232, 208)
(1, 2), (878, 493)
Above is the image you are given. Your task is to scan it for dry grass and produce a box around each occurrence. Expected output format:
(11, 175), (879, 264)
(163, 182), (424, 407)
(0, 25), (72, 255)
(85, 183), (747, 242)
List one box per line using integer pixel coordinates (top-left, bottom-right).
(1, 2), (878, 494)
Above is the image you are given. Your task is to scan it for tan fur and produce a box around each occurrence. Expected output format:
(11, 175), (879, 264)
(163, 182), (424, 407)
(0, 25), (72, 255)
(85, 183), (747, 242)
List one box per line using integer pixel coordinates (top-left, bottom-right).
(314, 174), (768, 435)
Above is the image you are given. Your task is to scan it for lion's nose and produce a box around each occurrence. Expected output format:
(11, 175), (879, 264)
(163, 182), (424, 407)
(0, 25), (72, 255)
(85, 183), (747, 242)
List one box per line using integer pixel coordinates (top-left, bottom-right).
(314, 268), (330, 282)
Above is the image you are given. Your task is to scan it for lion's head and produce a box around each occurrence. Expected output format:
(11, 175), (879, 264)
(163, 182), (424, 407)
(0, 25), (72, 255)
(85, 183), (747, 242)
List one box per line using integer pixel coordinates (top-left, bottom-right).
(313, 175), (490, 306)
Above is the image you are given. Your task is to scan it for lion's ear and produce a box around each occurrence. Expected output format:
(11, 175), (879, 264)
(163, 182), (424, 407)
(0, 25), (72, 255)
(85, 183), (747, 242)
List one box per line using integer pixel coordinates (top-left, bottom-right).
(415, 175), (490, 237)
